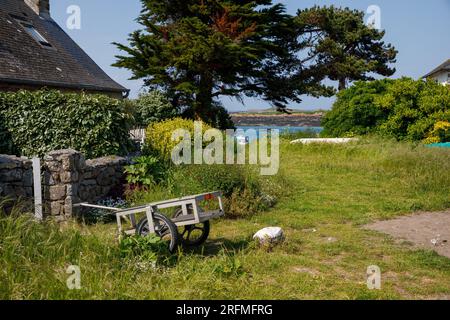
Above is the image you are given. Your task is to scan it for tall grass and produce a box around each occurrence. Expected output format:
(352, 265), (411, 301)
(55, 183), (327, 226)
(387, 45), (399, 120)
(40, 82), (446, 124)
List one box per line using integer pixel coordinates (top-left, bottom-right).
(1, 137), (449, 299)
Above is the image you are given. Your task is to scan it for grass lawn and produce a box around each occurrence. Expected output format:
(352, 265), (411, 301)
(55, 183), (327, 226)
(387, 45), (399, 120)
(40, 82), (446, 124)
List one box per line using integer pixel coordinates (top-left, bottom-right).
(1, 137), (449, 299)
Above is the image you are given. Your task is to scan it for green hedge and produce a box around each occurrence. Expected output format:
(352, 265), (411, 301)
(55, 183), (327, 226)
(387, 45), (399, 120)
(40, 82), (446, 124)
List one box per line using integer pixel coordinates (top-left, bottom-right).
(0, 90), (134, 158)
(322, 78), (450, 141)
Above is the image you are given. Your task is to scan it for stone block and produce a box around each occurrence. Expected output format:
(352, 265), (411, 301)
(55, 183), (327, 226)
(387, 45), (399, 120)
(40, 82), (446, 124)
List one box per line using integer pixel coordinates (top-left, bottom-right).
(66, 184), (79, 197)
(22, 159), (33, 170)
(75, 154), (86, 171)
(62, 157), (75, 171)
(82, 170), (94, 180)
(14, 186), (27, 198)
(82, 179), (97, 186)
(25, 187), (33, 197)
(50, 201), (64, 216)
(0, 169), (22, 182)
(101, 186), (111, 196)
(45, 160), (61, 172)
(61, 171), (79, 183)
(23, 169), (33, 187)
(0, 156), (19, 169)
(46, 185), (66, 201)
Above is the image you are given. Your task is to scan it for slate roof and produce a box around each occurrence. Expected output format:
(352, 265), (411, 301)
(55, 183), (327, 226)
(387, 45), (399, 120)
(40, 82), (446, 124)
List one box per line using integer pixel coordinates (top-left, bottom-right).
(423, 59), (450, 79)
(0, 0), (128, 95)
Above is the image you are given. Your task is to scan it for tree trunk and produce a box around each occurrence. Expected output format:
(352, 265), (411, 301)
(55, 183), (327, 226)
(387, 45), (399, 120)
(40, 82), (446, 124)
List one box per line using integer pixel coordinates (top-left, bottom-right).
(338, 78), (347, 91)
(195, 73), (214, 122)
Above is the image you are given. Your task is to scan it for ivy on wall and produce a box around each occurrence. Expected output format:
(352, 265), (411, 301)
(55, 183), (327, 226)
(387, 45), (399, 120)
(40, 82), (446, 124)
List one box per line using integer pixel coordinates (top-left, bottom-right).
(0, 90), (134, 158)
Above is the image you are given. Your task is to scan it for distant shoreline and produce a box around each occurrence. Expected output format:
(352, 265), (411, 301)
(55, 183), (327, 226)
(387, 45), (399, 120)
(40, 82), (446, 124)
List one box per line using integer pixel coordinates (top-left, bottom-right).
(231, 113), (324, 127)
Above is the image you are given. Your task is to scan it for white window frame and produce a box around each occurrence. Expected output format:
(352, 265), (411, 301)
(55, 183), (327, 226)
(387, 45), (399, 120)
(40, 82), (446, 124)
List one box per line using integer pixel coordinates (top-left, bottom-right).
(17, 20), (53, 48)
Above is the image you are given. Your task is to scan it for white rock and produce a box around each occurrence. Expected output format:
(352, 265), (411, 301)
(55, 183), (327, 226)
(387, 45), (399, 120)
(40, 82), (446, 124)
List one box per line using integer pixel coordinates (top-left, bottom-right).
(253, 227), (284, 245)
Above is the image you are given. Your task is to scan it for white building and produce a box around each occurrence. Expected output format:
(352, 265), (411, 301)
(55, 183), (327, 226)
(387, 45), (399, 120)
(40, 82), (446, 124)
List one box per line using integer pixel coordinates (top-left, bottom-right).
(423, 59), (450, 86)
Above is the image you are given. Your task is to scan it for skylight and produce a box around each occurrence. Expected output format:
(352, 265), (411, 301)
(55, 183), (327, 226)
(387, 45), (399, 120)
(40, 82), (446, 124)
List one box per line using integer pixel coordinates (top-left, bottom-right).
(19, 22), (52, 47)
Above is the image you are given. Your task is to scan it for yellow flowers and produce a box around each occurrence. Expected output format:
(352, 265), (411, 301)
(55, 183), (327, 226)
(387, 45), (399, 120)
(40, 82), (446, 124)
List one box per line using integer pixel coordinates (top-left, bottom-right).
(424, 121), (450, 144)
(145, 118), (213, 161)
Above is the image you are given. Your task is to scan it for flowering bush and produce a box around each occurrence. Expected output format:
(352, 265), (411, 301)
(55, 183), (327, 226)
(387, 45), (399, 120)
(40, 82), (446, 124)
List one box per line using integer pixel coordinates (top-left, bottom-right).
(144, 117), (213, 162)
(424, 121), (450, 144)
(322, 78), (450, 141)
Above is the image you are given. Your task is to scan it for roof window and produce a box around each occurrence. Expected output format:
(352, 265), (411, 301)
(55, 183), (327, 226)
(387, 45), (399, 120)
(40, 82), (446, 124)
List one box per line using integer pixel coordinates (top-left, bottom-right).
(18, 21), (52, 47)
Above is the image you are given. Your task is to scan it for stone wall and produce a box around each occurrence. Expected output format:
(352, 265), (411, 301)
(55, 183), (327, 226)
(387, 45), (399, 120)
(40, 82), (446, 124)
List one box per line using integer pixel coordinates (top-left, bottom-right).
(80, 156), (128, 204)
(0, 149), (127, 218)
(0, 155), (33, 200)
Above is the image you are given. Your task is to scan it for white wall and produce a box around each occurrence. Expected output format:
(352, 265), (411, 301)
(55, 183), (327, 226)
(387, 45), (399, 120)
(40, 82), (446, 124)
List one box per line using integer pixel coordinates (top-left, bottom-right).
(431, 71), (450, 86)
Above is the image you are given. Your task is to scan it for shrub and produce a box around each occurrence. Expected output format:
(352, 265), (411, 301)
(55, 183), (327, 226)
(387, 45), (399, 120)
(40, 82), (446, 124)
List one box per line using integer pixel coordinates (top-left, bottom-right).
(125, 163), (282, 219)
(0, 90), (134, 158)
(144, 117), (213, 162)
(130, 163), (287, 219)
(168, 164), (260, 198)
(119, 234), (172, 267)
(124, 155), (168, 187)
(322, 78), (450, 141)
(133, 91), (179, 127)
(424, 121), (450, 144)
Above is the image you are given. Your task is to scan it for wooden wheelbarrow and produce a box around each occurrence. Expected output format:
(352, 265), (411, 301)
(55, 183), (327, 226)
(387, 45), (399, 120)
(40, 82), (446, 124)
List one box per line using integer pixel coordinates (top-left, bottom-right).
(74, 191), (224, 252)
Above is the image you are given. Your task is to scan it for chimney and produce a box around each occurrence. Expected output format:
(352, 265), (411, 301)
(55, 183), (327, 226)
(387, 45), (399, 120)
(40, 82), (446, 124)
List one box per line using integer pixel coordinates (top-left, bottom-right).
(24, 0), (50, 18)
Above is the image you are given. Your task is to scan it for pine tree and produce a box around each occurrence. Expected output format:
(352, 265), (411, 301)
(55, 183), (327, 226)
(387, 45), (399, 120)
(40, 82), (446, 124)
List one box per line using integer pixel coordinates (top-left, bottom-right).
(296, 6), (397, 91)
(113, 0), (331, 126)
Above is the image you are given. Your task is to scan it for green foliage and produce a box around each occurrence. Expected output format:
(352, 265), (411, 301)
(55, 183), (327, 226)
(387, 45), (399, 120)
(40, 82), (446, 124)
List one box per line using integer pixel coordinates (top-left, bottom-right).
(211, 252), (246, 277)
(322, 79), (390, 137)
(424, 121), (450, 144)
(296, 6), (397, 90)
(119, 234), (172, 265)
(124, 156), (167, 186)
(144, 117), (213, 162)
(182, 102), (235, 129)
(134, 116), (287, 218)
(113, 0), (335, 119)
(133, 91), (179, 127)
(322, 78), (450, 141)
(128, 163), (287, 219)
(0, 90), (134, 158)
(1, 138), (450, 299)
(168, 164), (259, 198)
(0, 112), (16, 155)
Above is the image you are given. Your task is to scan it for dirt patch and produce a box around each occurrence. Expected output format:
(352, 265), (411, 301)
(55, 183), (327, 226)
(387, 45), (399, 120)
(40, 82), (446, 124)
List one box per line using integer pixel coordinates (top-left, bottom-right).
(364, 210), (450, 258)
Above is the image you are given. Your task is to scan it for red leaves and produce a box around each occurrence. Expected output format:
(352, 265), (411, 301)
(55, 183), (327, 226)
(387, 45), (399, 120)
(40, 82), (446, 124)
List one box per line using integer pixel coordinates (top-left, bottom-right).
(212, 6), (256, 42)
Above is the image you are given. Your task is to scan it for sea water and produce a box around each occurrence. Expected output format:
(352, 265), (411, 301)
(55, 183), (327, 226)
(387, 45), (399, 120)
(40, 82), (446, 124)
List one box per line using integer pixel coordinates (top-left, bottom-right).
(235, 126), (323, 142)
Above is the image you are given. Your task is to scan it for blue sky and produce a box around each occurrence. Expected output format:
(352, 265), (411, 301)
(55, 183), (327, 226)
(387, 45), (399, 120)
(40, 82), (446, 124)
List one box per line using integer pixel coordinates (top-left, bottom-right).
(51, 0), (450, 111)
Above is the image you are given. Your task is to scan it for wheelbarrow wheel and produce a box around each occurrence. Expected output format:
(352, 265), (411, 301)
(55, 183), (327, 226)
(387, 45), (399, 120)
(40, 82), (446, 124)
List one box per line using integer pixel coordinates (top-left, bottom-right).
(136, 213), (180, 253)
(173, 206), (210, 247)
